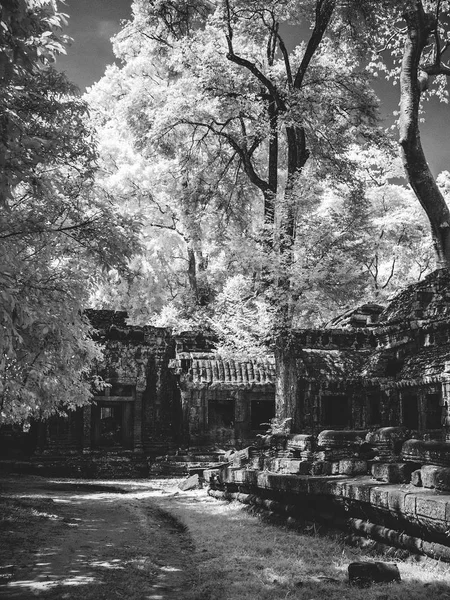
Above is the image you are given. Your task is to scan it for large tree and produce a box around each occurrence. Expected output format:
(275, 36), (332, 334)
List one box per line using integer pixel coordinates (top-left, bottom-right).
(86, 0), (395, 431)
(0, 1), (141, 424)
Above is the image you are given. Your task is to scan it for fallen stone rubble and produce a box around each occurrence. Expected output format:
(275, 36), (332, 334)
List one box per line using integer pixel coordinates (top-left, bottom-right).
(204, 427), (450, 562)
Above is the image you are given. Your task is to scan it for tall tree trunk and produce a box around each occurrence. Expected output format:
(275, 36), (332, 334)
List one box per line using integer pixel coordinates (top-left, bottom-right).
(275, 335), (301, 432)
(399, 4), (450, 268)
(273, 126), (309, 433)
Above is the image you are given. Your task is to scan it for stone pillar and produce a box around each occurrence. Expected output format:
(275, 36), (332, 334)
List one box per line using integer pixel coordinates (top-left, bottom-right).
(234, 390), (247, 443)
(133, 379), (146, 452)
(82, 404), (92, 453)
(180, 388), (191, 447)
(441, 379), (450, 441)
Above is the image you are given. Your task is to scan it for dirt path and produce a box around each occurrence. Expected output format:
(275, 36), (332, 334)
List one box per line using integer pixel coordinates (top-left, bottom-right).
(0, 476), (197, 600)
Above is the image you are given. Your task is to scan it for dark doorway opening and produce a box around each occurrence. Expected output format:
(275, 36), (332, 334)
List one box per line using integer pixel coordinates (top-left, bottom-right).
(251, 399), (275, 430)
(208, 399), (235, 429)
(92, 402), (133, 449)
(402, 394), (419, 430)
(368, 393), (381, 426)
(321, 395), (350, 429)
(426, 393), (442, 430)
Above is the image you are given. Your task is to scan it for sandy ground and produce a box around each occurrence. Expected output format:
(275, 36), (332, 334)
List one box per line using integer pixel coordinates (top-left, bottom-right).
(0, 474), (199, 600)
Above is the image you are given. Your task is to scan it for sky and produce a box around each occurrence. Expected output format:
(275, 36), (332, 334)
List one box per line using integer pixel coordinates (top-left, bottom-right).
(56, 0), (131, 91)
(56, 0), (449, 177)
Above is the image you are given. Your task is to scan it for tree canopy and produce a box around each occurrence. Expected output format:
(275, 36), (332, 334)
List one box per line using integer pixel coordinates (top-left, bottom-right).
(0, 0), (141, 424)
(83, 0), (442, 430)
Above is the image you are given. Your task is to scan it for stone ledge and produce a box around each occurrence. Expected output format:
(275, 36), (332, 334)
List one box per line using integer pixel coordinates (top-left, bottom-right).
(204, 466), (450, 553)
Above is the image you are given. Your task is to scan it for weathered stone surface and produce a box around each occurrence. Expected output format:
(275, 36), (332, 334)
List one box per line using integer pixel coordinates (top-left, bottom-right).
(402, 440), (450, 468)
(416, 496), (447, 521)
(339, 459), (368, 476)
(369, 487), (390, 511)
(229, 447), (254, 467)
(419, 465), (450, 491)
(342, 481), (373, 503)
(348, 562), (401, 587)
(365, 428), (409, 459)
(422, 541), (450, 562)
(311, 460), (332, 476)
(387, 489), (407, 514)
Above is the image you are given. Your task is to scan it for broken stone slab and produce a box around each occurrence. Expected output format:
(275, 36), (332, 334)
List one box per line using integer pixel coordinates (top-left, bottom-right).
(178, 473), (201, 491)
(228, 446), (257, 467)
(348, 561), (401, 587)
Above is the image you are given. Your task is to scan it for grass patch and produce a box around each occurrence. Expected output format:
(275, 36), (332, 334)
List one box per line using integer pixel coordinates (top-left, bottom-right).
(156, 489), (450, 600)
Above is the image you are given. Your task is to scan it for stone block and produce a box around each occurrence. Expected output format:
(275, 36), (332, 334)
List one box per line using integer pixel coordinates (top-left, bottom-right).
(411, 469), (422, 486)
(232, 469), (246, 483)
(387, 489), (407, 514)
(420, 465), (441, 488)
(416, 496), (447, 521)
(370, 487), (390, 510)
(265, 473), (298, 493)
(445, 500), (450, 522)
(235, 469), (256, 486)
(403, 493), (416, 518)
(229, 446), (254, 467)
(278, 459), (309, 475)
(348, 562), (401, 587)
(310, 460), (332, 476)
(308, 477), (334, 496)
(343, 482), (372, 503)
(298, 460), (314, 475)
(257, 471), (271, 489)
(331, 461), (340, 474)
(218, 466), (232, 484)
(371, 461), (417, 483)
(250, 456), (264, 470)
(287, 434), (315, 452)
(420, 465), (450, 491)
(339, 459), (368, 476)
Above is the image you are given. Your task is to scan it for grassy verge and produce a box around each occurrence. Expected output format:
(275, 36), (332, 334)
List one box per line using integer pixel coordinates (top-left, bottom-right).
(155, 487), (450, 600)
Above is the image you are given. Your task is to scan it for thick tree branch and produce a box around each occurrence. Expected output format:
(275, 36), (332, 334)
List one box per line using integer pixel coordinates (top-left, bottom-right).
(399, 3), (450, 268)
(293, 0), (336, 89)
